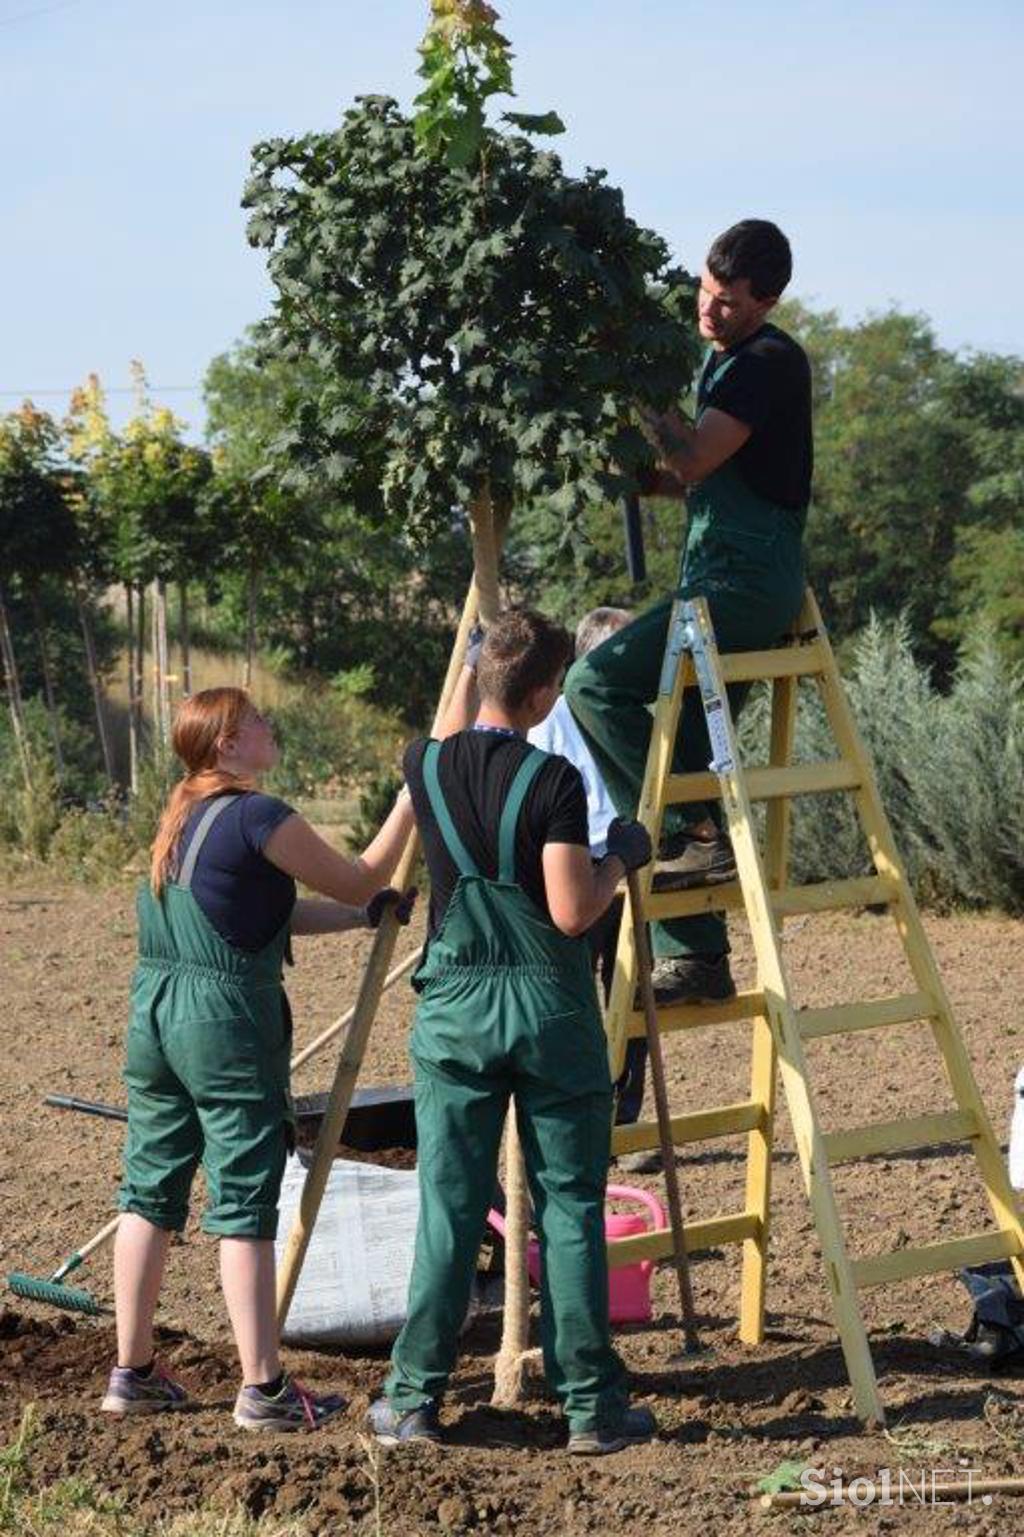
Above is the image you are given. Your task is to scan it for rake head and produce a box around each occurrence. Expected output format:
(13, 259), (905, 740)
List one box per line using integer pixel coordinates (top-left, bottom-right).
(5, 1271), (106, 1316)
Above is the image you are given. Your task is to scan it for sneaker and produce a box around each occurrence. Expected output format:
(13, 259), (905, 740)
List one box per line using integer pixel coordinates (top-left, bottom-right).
(617, 1148), (663, 1175)
(233, 1374), (346, 1432)
(652, 831), (736, 892)
(568, 1404), (658, 1456)
(648, 955), (736, 1007)
(366, 1395), (442, 1446)
(100, 1363), (189, 1415)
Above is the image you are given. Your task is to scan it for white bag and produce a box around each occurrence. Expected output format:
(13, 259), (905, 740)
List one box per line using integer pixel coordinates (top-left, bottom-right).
(1010, 1067), (1024, 1192)
(275, 1153), (421, 1346)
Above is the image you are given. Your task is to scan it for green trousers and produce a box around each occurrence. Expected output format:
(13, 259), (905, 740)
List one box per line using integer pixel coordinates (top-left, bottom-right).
(565, 559), (803, 958)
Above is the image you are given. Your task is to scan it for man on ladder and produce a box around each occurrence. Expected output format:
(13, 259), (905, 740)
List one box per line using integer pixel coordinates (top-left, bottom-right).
(566, 218), (812, 1007)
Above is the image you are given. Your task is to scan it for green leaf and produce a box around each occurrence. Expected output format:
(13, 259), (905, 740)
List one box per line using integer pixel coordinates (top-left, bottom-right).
(756, 1461), (808, 1496)
(502, 110), (566, 136)
(444, 106), (485, 169)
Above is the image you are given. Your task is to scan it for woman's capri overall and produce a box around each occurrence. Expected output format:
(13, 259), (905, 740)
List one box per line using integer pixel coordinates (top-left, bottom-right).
(385, 743), (629, 1434)
(118, 796), (296, 1240)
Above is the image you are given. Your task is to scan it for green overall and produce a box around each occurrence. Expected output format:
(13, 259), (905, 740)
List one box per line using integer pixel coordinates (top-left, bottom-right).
(565, 346), (806, 960)
(386, 741), (629, 1432)
(118, 795), (295, 1240)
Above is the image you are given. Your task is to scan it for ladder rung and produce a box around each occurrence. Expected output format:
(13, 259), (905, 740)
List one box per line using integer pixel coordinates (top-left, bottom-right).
(798, 992), (934, 1040)
(772, 876), (897, 916)
(611, 1099), (766, 1156)
(681, 641), (826, 686)
(624, 989), (766, 1038)
(665, 760), (860, 805)
(607, 1209), (760, 1267)
(644, 874), (896, 922)
(852, 1230), (1022, 1289)
(823, 1110), (978, 1166)
(644, 882), (746, 920)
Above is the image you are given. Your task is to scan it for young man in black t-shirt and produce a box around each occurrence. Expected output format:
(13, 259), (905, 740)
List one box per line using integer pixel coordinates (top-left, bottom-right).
(566, 219), (812, 1007)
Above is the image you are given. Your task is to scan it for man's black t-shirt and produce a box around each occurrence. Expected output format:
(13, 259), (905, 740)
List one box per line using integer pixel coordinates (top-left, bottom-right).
(697, 322), (812, 511)
(404, 730), (589, 940)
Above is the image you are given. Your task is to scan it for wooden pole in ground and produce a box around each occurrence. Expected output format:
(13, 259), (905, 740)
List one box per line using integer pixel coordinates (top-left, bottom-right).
(29, 587), (64, 784)
(155, 578), (171, 748)
(275, 565), (490, 1328)
(468, 488), (540, 1407)
(76, 582), (115, 789)
(0, 580), (32, 792)
(125, 585), (138, 794)
(178, 579), (192, 697)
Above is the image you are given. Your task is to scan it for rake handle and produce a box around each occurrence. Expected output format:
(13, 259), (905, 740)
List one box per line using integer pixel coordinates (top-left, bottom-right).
(51, 1215), (121, 1282)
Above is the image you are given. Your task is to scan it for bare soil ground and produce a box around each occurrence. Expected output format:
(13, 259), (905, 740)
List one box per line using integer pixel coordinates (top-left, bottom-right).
(2, 879), (1023, 1534)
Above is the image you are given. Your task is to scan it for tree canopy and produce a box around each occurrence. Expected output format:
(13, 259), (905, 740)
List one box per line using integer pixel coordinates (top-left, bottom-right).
(243, 92), (699, 540)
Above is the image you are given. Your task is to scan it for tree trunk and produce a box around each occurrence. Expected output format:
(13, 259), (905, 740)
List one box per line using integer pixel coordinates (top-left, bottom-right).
(76, 582), (115, 789)
(125, 584), (138, 794)
(155, 578), (171, 750)
(29, 586), (64, 784)
(467, 487), (538, 1408)
(245, 563), (257, 690)
(0, 579), (32, 792)
(178, 579), (192, 697)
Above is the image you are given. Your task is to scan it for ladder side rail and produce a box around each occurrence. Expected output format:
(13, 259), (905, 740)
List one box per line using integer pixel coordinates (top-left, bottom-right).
(605, 601), (692, 1084)
(739, 647), (798, 1343)
(684, 596), (885, 1425)
(804, 593), (1024, 1289)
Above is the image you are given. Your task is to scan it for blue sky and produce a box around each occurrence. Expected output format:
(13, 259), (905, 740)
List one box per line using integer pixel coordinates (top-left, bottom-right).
(3, 0), (1022, 438)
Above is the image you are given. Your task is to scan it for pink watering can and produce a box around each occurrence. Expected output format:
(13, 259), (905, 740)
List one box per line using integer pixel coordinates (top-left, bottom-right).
(486, 1183), (667, 1325)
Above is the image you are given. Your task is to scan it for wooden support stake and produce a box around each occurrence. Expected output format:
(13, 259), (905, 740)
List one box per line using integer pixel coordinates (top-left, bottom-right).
(275, 580), (482, 1329)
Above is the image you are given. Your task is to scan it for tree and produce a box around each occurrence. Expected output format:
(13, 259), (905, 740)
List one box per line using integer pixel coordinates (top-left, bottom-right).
(203, 331), (323, 688)
(0, 405), (79, 786)
(242, 59), (698, 559)
(204, 330), (472, 719)
(777, 301), (1024, 674)
(248, 0), (702, 1405)
(67, 370), (212, 781)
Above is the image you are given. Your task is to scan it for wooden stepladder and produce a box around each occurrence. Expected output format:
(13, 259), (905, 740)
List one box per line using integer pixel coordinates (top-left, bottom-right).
(603, 588), (1024, 1425)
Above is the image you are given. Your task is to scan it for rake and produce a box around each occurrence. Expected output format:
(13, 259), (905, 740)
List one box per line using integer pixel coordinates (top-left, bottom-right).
(6, 1215), (118, 1315)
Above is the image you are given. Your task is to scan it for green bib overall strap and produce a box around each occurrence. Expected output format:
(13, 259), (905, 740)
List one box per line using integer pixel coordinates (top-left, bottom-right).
(497, 748), (545, 883)
(421, 740), (480, 878)
(122, 790), (296, 1242)
(175, 794), (236, 889)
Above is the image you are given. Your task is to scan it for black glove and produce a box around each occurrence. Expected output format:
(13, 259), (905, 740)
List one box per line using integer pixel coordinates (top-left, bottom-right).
(605, 817), (653, 872)
(365, 886), (418, 928)
(465, 622), (486, 672)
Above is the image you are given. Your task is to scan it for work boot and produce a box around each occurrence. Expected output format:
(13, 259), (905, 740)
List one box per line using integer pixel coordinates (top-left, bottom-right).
(567, 1404), (658, 1456)
(366, 1395), (443, 1446)
(648, 954), (736, 1007)
(652, 830), (736, 892)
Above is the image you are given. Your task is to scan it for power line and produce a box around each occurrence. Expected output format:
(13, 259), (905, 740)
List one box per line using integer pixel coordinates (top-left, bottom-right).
(0, 385), (201, 397)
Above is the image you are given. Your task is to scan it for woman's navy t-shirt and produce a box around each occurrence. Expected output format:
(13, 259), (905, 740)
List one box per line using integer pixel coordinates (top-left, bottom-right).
(174, 790), (296, 952)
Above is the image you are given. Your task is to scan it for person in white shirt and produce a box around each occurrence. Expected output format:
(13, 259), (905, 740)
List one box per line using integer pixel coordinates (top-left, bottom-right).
(529, 607), (652, 1147)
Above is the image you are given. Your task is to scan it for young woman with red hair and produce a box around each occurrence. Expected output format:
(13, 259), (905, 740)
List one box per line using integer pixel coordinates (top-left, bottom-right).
(100, 687), (416, 1431)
